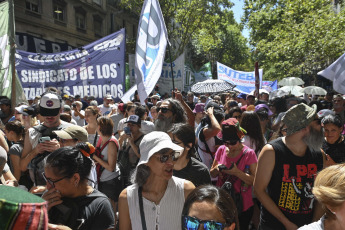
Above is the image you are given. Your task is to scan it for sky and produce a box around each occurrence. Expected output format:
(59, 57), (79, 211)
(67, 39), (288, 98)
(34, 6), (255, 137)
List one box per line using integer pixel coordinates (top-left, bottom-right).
(231, 0), (250, 40)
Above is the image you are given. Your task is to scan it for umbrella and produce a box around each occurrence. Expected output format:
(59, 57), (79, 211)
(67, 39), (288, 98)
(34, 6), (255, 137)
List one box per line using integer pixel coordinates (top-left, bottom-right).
(300, 86), (327, 95)
(270, 86), (303, 99)
(249, 89), (270, 95)
(278, 77), (305, 86)
(191, 79), (236, 94)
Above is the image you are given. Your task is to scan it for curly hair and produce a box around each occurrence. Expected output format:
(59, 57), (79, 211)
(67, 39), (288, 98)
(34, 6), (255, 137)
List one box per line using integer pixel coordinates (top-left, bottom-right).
(164, 99), (187, 123)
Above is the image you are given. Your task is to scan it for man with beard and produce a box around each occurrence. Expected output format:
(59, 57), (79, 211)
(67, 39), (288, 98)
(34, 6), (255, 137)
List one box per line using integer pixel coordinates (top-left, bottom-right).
(254, 103), (325, 230)
(155, 99), (187, 132)
(332, 94), (345, 125)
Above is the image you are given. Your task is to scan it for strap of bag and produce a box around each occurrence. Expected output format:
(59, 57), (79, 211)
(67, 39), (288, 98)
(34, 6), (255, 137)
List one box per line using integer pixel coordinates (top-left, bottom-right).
(138, 187), (147, 230)
(93, 132), (98, 147)
(224, 149), (248, 184)
(198, 127), (214, 159)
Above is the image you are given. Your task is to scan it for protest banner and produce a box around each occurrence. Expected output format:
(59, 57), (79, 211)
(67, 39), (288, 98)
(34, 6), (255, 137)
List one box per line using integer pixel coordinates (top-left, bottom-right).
(217, 62), (263, 94)
(135, 0), (169, 104)
(129, 53), (185, 94)
(0, 0), (26, 104)
(16, 29), (126, 101)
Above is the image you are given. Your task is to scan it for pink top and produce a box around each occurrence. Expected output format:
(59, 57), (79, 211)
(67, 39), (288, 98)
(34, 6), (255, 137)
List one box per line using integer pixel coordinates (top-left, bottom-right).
(215, 145), (258, 211)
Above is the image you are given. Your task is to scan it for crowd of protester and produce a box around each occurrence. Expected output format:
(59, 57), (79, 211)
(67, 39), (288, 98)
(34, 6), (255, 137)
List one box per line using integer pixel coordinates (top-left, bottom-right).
(0, 87), (345, 230)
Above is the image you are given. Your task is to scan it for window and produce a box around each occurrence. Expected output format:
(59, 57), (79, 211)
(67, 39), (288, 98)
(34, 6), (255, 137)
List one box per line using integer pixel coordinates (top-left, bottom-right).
(93, 15), (103, 36)
(26, 0), (40, 13)
(93, 0), (102, 5)
(53, 1), (66, 22)
(75, 7), (87, 30)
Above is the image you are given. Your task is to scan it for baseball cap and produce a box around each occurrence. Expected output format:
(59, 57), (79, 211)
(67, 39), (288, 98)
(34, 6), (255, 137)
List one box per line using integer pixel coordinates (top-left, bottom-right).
(137, 131), (183, 167)
(282, 103), (317, 136)
(150, 95), (160, 100)
(118, 103), (125, 113)
(63, 105), (71, 112)
(15, 105), (29, 114)
(104, 94), (113, 100)
(255, 104), (273, 116)
(39, 93), (61, 116)
(317, 109), (335, 119)
(193, 103), (205, 114)
(237, 93), (247, 100)
(0, 98), (11, 105)
(22, 105), (38, 117)
(124, 115), (141, 125)
(205, 101), (222, 111)
(217, 118), (247, 141)
(53, 125), (88, 142)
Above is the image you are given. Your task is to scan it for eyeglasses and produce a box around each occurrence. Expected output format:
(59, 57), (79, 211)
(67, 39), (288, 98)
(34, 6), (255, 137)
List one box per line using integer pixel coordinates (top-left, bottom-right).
(157, 107), (172, 114)
(281, 128), (288, 133)
(182, 215), (227, 230)
(224, 140), (238, 146)
(42, 172), (70, 188)
(156, 152), (180, 163)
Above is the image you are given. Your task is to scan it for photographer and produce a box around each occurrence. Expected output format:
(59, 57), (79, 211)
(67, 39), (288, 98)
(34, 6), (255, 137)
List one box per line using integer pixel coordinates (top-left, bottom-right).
(71, 101), (85, 127)
(117, 115), (145, 186)
(210, 118), (257, 230)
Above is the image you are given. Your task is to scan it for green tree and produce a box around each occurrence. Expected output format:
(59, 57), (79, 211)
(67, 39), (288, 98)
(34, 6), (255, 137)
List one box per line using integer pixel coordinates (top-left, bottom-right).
(119, 0), (233, 59)
(243, 0), (345, 80)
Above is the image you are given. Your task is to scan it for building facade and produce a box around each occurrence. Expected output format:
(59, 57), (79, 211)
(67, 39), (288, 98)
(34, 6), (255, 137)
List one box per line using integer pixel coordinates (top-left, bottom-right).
(14, 0), (138, 53)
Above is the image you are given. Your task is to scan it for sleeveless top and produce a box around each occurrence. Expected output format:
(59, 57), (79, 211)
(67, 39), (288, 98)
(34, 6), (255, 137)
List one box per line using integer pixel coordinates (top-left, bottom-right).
(127, 176), (185, 230)
(261, 138), (323, 229)
(99, 136), (120, 182)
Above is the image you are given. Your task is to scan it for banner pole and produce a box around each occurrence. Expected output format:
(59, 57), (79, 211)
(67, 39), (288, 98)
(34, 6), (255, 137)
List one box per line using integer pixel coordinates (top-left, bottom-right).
(10, 0), (16, 108)
(167, 40), (175, 90)
(254, 61), (259, 99)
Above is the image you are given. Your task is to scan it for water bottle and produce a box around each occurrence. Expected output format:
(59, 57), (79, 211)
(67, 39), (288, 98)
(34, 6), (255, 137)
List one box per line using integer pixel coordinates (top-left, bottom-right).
(241, 165), (250, 192)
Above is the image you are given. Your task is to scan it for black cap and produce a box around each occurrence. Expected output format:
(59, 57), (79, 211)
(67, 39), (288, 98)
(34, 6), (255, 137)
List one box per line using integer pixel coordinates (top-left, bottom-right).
(0, 98), (11, 105)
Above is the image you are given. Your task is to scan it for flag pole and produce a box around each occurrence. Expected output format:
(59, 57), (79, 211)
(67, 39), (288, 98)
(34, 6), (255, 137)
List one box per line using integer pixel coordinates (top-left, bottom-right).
(167, 41), (175, 90)
(9, 0), (16, 108)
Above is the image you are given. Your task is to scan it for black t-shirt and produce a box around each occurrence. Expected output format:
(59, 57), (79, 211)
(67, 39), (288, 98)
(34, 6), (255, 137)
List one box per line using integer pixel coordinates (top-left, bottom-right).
(261, 138), (323, 229)
(173, 157), (211, 187)
(322, 136), (345, 164)
(49, 190), (114, 230)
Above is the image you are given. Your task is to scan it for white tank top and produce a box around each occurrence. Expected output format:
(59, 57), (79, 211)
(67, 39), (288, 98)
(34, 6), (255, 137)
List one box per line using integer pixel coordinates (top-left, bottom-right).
(127, 176), (185, 230)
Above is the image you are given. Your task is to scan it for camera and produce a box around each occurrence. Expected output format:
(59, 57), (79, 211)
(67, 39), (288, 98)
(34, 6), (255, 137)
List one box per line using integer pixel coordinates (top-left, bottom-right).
(124, 126), (131, 135)
(39, 136), (51, 143)
(218, 164), (228, 171)
(72, 103), (77, 108)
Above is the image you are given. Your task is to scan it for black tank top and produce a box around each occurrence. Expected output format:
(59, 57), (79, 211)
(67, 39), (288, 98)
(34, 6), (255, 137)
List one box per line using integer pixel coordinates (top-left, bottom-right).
(260, 138), (323, 229)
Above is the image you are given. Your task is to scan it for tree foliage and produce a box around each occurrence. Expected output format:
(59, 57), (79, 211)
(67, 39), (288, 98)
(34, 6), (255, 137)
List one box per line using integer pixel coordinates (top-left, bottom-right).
(119, 0), (251, 74)
(243, 0), (345, 80)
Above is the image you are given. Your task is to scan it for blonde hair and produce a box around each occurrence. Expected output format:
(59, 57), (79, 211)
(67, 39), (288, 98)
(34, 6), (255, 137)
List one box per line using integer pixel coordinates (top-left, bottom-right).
(313, 163), (345, 217)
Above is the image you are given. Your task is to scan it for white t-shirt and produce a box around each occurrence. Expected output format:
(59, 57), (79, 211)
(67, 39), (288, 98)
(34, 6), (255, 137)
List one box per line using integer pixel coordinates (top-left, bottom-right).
(72, 110), (85, 126)
(98, 104), (114, 116)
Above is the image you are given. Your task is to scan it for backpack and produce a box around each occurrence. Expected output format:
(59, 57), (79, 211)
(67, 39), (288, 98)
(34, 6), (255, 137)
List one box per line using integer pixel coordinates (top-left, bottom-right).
(94, 137), (119, 183)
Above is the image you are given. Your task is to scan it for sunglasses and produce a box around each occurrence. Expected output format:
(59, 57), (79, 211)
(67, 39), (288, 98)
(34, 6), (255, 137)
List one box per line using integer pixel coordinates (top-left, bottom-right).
(42, 172), (70, 188)
(224, 140), (238, 146)
(281, 128), (288, 133)
(156, 152), (180, 163)
(182, 216), (227, 230)
(157, 107), (172, 114)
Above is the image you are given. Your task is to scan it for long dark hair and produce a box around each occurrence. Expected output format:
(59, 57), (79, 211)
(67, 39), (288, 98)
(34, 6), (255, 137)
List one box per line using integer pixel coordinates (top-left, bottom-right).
(44, 143), (93, 182)
(182, 185), (239, 230)
(240, 111), (265, 154)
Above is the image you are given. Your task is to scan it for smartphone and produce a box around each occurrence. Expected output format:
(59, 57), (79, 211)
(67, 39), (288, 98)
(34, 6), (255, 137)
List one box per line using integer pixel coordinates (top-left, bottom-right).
(124, 126), (131, 135)
(39, 136), (51, 143)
